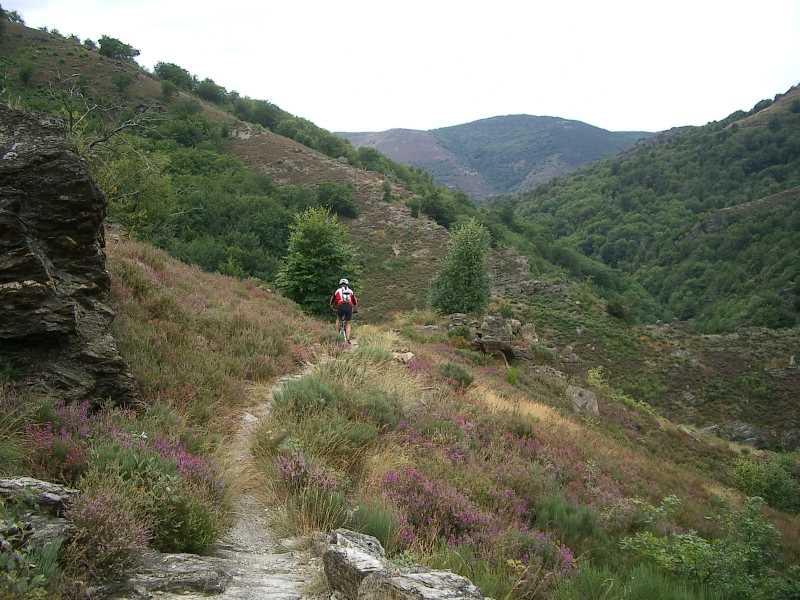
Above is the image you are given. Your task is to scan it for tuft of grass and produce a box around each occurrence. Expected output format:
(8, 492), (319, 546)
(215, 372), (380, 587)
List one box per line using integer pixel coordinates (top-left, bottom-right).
(350, 500), (401, 554)
(438, 362), (474, 390)
(554, 563), (722, 600)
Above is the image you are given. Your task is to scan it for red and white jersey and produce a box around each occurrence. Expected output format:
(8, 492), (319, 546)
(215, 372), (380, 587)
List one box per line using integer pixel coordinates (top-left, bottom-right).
(332, 286), (357, 306)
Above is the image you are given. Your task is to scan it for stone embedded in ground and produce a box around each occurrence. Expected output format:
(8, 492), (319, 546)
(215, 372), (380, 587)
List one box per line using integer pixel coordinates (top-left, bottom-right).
(0, 477), (79, 516)
(567, 384), (599, 416)
(323, 529), (390, 599)
(0, 105), (138, 406)
(112, 552), (232, 598)
(392, 351), (415, 364)
(358, 570), (484, 600)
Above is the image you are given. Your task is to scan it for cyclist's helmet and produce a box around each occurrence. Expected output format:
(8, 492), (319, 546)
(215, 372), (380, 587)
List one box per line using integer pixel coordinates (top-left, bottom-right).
(339, 278), (349, 286)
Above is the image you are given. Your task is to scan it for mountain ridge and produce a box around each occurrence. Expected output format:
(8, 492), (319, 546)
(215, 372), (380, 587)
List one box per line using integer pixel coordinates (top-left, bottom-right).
(339, 115), (652, 198)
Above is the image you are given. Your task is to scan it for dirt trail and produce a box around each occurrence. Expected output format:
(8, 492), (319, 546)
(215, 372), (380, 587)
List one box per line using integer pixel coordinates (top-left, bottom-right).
(155, 369), (322, 600)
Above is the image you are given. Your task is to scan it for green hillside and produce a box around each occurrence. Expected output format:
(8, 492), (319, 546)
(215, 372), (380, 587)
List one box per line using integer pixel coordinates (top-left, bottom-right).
(434, 115), (650, 194)
(340, 116), (651, 198)
(501, 87), (800, 332)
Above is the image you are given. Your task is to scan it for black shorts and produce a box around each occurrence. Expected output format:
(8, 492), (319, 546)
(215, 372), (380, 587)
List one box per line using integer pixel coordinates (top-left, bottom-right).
(337, 303), (353, 321)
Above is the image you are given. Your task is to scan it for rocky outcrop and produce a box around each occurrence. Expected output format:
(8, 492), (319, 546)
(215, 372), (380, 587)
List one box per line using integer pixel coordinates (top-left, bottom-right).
(320, 529), (483, 600)
(360, 571), (483, 600)
(0, 105), (137, 406)
(0, 477), (78, 552)
(0, 477), (79, 514)
(323, 530), (390, 598)
(566, 385), (599, 416)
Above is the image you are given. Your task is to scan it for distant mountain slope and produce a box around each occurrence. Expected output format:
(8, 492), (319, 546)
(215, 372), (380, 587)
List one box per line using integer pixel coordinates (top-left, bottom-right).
(505, 84), (800, 332)
(340, 116), (652, 197)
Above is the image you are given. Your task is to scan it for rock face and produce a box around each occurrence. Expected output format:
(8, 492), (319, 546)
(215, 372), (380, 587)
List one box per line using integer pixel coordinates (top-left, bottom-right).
(0, 106), (137, 406)
(566, 385), (599, 416)
(320, 529), (483, 600)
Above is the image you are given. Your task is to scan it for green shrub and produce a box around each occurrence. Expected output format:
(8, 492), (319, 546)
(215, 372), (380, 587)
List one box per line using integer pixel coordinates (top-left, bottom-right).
(160, 79), (177, 100)
(438, 362), (473, 390)
(111, 72), (134, 94)
(620, 497), (780, 598)
(447, 325), (473, 341)
(316, 182), (358, 218)
(732, 455), (800, 512)
(0, 386), (32, 475)
(430, 219), (490, 314)
(534, 495), (599, 548)
(506, 366), (519, 385)
(18, 63), (34, 86)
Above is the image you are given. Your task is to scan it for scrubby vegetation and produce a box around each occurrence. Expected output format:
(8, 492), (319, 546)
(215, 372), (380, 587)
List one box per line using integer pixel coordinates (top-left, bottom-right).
(502, 88), (800, 331)
(0, 238), (320, 596)
(253, 323), (800, 599)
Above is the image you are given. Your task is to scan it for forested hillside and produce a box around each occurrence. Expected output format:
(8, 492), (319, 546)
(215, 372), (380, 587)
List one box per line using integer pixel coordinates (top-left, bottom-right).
(341, 116), (651, 198)
(502, 87), (800, 331)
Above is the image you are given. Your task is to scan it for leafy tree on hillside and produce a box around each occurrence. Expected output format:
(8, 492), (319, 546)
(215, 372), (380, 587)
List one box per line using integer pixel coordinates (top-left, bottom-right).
(98, 35), (140, 61)
(196, 78), (226, 104)
(316, 182), (358, 218)
(83, 38), (97, 50)
(277, 208), (361, 314)
(430, 218), (490, 313)
(154, 62), (195, 90)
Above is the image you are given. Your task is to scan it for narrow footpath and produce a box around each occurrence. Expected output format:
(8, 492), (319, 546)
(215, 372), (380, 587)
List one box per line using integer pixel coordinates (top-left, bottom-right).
(151, 369), (322, 600)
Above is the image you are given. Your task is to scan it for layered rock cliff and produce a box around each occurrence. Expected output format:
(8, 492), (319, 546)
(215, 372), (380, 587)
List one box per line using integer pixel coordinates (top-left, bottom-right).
(0, 105), (137, 405)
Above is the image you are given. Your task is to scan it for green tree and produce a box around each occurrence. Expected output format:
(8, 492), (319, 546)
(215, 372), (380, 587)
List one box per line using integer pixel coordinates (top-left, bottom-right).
(196, 78), (226, 104)
(316, 182), (358, 217)
(83, 38), (97, 50)
(98, 35), (140, 61)
(154, 62), (194, 90)
(276, 207), (360, 314)
(430, 218), (490, 313)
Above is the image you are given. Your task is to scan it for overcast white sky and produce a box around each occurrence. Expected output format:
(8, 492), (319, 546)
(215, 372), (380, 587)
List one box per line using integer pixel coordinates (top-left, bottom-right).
(8, 0), (800, 133)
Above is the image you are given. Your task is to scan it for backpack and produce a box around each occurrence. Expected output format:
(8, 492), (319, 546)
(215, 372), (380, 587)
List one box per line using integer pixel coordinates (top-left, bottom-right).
(335, 286), (353, 305)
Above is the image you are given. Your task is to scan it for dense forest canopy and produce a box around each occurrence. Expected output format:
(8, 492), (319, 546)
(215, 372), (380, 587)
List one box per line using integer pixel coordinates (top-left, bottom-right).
(498, 88), (800, 331)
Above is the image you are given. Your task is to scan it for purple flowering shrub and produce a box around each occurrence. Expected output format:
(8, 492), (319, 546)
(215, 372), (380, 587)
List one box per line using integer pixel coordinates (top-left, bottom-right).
(382, 468), (499, 548)
(27, 400), (92, 484)
(63, 488), (151, 579)
(25, 399), (224, 554)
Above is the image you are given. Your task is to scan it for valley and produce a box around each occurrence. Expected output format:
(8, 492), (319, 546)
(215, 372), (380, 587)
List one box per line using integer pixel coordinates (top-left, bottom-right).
(1, 9), (799, 600)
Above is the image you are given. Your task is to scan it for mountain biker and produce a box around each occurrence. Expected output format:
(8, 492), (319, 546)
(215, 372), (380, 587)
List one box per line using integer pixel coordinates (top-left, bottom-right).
(329, 278), (358, 343)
